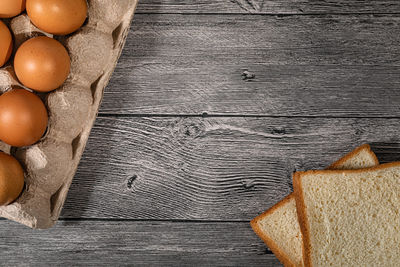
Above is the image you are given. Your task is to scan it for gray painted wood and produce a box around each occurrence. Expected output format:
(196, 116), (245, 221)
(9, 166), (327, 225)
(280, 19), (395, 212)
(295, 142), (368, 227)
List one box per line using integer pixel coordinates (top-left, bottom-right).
(101, 14), (400, 115)
(136, 1), (400, 14)
(59, 116), (400, 220)
(0, 220), (281, 266)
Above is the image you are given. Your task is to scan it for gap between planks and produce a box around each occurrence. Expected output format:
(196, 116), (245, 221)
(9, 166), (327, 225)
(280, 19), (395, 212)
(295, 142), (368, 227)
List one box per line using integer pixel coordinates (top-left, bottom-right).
(97, 114), (400, 119)
(134, 0), (400, 15)
(134, 12), (400, 16)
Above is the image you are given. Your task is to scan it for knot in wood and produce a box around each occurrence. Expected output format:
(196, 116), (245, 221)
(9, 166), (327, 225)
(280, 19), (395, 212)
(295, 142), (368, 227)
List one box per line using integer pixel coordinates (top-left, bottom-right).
(173, 119), (205, 140)
(127, 175), (138, 190)
(241, 70), (255, 81)
(271, 127), (286, 135)
(242, 179), (255, 190)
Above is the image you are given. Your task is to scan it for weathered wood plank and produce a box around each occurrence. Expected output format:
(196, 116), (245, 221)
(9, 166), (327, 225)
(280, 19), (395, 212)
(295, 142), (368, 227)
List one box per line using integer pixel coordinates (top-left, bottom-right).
(101, 14), (400, 116)
(135, 1), (400, 14)
(0, 220), (281, 266)
(60, 116), (400, 220)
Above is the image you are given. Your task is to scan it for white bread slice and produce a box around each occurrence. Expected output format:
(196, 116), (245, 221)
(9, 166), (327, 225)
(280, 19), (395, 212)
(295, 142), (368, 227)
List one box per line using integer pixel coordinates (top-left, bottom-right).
(294, 162), (400, 267)
(251, 144), (379, 267)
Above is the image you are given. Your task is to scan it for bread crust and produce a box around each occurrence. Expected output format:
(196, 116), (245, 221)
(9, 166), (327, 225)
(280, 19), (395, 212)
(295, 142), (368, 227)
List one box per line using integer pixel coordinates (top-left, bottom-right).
(293, 172), (312, 267)
(250, 193), (297, 267)
(299, 160), (400, 178)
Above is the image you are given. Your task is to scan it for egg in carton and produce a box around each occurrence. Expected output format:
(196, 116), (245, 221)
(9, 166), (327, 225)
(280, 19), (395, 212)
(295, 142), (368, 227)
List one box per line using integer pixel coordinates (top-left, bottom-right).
(0, 0), (139, 229)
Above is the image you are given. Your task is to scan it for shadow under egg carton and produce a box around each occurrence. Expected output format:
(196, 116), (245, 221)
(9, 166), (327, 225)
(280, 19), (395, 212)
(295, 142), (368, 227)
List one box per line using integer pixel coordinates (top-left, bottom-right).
(0, 0), (139, 229)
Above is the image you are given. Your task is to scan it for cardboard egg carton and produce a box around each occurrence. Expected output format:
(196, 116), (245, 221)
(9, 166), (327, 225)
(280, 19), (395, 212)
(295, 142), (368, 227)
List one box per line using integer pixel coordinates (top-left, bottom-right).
(0, 0), (138, 229)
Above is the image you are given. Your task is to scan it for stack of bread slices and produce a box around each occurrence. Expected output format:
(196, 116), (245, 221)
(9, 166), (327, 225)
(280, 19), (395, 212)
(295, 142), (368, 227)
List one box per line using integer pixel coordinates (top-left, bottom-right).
(251, 144), (400, 266)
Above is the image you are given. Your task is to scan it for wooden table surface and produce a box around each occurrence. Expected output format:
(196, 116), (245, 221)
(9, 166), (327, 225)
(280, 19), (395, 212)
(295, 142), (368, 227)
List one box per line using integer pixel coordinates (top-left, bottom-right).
(2, 1), (400, 266)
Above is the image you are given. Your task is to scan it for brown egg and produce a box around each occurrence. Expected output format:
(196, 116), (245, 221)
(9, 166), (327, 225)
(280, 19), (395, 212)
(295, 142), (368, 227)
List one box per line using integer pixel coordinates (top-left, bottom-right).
(0, 152), (24, 206)
(14, 36), (70, 92)
(0, 0), (25, 18)
(0, 89), (48, 147)
(26, 0), (87, 35)
(0, 21), (13, 67)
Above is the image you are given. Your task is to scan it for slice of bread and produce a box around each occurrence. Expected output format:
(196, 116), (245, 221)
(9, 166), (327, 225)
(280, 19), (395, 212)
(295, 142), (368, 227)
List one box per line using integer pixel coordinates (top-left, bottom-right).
(251, 144), (379, 267)
(294, 162), (400, 267)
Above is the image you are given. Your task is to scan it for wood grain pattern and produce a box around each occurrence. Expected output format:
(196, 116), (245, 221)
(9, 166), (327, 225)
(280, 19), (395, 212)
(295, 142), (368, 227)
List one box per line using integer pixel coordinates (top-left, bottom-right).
(0, 220), (281, 266)
(58, 116), (400, 220)
(136, 1), (400, 14)
(101, 14), (400, 115)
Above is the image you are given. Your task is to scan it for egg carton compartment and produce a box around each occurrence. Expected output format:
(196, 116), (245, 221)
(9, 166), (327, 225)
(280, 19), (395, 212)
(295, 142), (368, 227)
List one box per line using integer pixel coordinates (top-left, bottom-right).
(0, 0), (138, 229)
